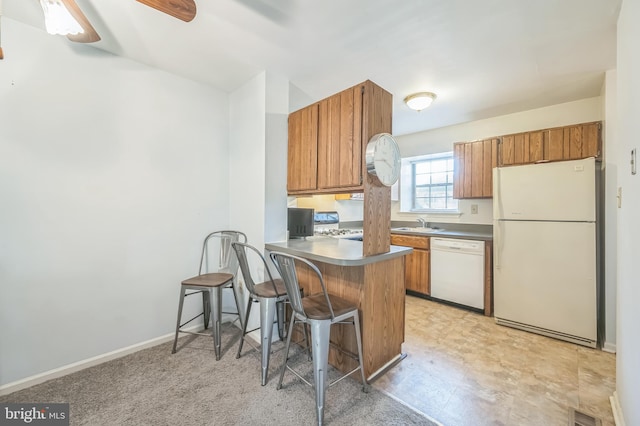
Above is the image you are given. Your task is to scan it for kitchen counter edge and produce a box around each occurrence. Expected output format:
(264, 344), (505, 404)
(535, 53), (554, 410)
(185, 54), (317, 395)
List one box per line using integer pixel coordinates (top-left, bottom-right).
(265, 238), (413, 267)
(390, 229), (493, 241)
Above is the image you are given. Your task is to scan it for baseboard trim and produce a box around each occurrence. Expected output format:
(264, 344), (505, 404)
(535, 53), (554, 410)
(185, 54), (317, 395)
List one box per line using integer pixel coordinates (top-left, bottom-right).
(602, 342), (617, 353)
(0, 324), (202, 396)
(610, 391), (626, 426)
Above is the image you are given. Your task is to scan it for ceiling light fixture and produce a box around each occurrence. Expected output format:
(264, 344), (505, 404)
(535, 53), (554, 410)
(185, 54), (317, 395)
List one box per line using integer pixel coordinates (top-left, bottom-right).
(404, 92), (437, 111)
(39, 0), (84, 36)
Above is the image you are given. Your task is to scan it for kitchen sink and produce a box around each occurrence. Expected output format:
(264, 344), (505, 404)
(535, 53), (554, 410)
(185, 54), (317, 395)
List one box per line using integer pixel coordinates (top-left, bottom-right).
(391, 227), (442, 233)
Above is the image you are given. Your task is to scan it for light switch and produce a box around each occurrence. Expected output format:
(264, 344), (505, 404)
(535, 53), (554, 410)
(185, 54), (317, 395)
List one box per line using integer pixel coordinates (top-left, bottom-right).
(631, 148), (637, 175)
(617, 187), (622, 208)
(471, 204), (478, 214)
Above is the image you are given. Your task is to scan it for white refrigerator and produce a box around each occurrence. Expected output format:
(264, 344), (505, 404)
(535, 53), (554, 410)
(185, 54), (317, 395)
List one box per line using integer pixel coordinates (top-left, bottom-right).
(493, 157), (600, 348)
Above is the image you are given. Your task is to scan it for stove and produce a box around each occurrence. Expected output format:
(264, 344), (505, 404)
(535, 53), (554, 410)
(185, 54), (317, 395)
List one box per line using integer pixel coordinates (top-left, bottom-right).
(313, 211), (363, 240)
(314, 228), (364, 238)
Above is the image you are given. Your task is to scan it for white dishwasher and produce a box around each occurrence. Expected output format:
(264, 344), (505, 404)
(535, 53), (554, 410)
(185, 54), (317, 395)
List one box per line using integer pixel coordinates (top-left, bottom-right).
(430, 237), (485, 310)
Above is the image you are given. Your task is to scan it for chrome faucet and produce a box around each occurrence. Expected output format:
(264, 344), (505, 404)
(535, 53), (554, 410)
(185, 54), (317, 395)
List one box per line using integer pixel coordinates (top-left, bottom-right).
(416, 217), (427, 228)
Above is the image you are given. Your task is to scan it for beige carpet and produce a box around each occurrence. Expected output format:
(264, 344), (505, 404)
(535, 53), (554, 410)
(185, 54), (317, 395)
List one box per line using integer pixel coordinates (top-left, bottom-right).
(1, 324), (438, 425)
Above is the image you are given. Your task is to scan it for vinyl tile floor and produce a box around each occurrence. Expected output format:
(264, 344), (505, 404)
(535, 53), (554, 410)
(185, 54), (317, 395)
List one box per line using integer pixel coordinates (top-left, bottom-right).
(373, 296), (616, 426)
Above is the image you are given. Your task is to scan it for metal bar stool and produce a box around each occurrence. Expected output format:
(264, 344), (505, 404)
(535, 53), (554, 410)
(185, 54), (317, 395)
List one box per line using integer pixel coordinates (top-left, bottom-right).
(269, 251), (368, 426)
(232, 242), (289, 385)
(171, 230), (247, 360)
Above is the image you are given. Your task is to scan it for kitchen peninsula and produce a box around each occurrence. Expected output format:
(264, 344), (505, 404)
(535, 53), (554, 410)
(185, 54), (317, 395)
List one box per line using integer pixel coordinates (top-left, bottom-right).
(265, 237), (412, 380)
(280, 79), (411, 380)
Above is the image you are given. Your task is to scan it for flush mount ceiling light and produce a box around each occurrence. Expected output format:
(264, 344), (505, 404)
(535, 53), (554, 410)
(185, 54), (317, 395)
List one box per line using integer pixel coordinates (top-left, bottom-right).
(39, 0), (83, 35)
(404, 92), (437, 111)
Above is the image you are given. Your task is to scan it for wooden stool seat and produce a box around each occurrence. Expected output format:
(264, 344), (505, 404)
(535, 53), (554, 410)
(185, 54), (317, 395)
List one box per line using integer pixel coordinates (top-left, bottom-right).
(182, 273), (233, 288)
(252, 278), (287, 298)
(302, 293), (357, 320)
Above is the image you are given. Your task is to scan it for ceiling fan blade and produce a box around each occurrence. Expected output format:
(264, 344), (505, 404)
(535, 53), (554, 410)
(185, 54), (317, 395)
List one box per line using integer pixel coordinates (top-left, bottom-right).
(62, 0), (101, 43)
(136, 0), (197, 22)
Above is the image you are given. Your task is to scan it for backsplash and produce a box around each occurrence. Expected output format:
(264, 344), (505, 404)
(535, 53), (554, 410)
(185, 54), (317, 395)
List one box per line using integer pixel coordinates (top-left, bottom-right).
(391, 198), (493, 225)
(290, 194), (493, 226)
(390, 221), (492, 234)
(291, 194), (364, 222)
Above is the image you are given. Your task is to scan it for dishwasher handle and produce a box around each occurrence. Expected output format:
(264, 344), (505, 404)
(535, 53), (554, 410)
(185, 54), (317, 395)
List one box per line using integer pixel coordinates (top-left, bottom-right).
(431, 237), (484, 255)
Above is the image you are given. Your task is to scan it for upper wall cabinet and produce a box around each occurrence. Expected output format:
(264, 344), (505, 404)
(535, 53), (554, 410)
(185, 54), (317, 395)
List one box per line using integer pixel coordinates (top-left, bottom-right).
(317, 86), (363, 190)
(499, 131), (544, 166)
(453, 121), (601, 199)
(287, 104), (319, 193)
(453, 138), (498, 199)
(499, 121), (601, 166)
(287, 80), (392, 195)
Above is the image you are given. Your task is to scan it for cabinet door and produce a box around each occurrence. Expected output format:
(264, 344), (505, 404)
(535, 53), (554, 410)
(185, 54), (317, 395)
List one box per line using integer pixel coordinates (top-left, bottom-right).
(565, 122), (601, 160)
(543, 122), (601, 162)
(482, 138), (498, 197)
(500, 134), (515, 166)
(500, 133), (527, 166)
(581, 122), (601, 158)
(471, 141), (484, 197)
(454, 138), (497, 199)
(406, 248), (429, 294)
(287, 104), (318, 193)
(317, 86), (363, 190)
(544, 127), (565, 161)
(500, 130), (544, 166)
(453, 143), (465, 199)
(391, 234), (430, 295)
(527, 131), (544, 163)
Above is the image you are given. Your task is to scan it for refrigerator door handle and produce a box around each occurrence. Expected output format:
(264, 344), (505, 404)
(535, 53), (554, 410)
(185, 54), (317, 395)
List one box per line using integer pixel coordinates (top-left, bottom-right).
(495, 220), (502, 270)
(493, 167), (504, 221)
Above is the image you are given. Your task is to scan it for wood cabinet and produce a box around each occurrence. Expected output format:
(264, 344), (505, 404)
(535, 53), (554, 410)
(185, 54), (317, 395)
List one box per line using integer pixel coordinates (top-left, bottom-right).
(317, 86), (363, 190)
(453, 138), (498, 199)
(287, 104), (318, 193)
(390, 234), (430, 295)
(287, 80), (392, 195)
(499, 121), (601, 166)
(544, 121), (601, 161)
(484, 242), (493, 317)
(500, 131), (544, 166)
(454, 121), (601, 199)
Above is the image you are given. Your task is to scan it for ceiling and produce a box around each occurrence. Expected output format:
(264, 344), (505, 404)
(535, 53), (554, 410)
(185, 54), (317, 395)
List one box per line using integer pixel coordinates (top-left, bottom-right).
(3, 0), (621, 135)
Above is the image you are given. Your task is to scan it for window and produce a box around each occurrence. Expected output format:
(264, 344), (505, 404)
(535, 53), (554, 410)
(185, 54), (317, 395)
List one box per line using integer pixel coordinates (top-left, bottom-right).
(399, 152), (459, 212)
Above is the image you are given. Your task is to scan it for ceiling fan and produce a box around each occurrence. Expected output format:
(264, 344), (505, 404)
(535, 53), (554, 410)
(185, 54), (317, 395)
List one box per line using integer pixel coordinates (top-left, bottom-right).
(0, 0), (196, 59)
(43, 0), (197, 43)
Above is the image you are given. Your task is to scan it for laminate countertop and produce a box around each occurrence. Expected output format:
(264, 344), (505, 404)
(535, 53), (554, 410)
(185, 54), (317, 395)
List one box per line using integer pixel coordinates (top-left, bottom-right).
(265, 237), (412, 267)
(390, 228), (493, 241)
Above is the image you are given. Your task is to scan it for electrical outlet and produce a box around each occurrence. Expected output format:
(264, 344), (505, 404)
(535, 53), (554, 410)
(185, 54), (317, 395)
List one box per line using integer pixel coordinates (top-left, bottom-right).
(471, 204), (478, 214)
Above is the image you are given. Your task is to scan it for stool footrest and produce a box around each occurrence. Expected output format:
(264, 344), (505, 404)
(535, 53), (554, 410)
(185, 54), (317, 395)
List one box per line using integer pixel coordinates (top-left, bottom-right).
(177, 329), (213, 338)
(179, 312), (205, 329)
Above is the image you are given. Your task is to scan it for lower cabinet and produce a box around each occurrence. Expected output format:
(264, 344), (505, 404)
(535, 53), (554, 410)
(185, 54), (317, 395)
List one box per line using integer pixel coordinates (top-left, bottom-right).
(391, 234), (430, 296)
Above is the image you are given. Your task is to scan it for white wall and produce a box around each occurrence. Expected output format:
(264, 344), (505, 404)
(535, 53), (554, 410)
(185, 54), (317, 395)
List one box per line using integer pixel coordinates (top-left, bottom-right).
(615, 1), (640, 424)
(228, 71), (289, 332)
(0, 19), (230, 388)
(228, 72), (266, 321)
(264, 73), (289, 245)
(393, 97), (603, 225)
(229, 74), (266, 245)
